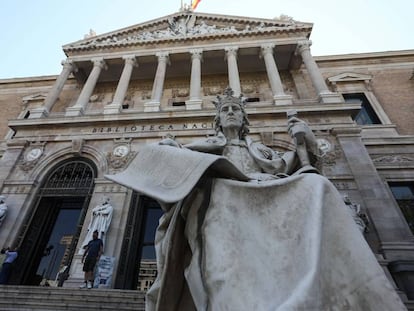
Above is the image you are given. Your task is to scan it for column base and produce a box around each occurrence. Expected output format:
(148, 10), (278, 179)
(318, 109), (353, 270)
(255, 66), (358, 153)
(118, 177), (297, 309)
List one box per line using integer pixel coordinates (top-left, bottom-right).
(318, 92), (344, 104)
(29, 107), (49, 118)
(185, 99), (203, 110)
(273, 94), (293, 106)
(144, 101), (160, 112)
(103, 104), (122, 115)
(65, 106), (84, 117)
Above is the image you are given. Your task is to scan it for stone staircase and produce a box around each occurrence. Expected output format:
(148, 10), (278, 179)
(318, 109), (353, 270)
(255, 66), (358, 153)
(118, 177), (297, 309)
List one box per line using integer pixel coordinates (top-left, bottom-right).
(0, 285), (145, 310)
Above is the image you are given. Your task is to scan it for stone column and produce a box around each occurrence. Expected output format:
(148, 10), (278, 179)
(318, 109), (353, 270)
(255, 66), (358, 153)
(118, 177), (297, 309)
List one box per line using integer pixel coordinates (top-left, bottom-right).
(65, 58), (107, 116)
(334, 127), (414, 261)
(30, 59), (76, 118)
(144, 52), (169, 112)
(225, 47), (241, 97)
(104, 56), (137, 115)
(185, 49), (203, 110)
(296, 40), (342, 104)
(261, 44), (292, 105)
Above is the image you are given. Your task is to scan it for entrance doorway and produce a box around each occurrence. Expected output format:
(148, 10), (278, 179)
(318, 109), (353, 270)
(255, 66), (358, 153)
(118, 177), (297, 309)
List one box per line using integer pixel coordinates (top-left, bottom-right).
(114, 193), (163, 290)
(9, 158), (96, 286)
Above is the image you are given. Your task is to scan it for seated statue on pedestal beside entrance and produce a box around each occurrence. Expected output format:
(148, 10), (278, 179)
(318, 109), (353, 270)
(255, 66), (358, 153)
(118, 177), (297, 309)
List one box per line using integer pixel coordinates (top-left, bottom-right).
(105, 88), (405, 310)
(80, 197), (113, 252)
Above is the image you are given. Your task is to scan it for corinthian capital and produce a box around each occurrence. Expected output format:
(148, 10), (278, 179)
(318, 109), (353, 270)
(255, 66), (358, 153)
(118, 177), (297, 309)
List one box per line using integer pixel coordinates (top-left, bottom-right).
(61, 59), (78, 72)
(155, 52), (170, 65)
(91, 57), (108, 70)
(261, 43), (275, 57)
(296, 40), (312, 55)
(225, 46), (239, 57)
(123, 55), (138, 67)
(190, 49), (203, 60)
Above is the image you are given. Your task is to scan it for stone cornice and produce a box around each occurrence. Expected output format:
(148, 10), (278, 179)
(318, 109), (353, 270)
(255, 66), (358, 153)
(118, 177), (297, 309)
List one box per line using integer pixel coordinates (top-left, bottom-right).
(7, 102), (360, 132)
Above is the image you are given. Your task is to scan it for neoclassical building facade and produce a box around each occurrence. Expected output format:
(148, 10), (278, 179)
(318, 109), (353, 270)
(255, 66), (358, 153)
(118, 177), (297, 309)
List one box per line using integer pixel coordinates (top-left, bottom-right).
(0, 9), (413, 306)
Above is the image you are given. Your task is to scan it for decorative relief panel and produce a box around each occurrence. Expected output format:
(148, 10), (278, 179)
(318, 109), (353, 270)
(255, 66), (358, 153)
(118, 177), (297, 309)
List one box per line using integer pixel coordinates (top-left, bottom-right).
(107, 138), (136, 172)
(2, 185), (32, 194)
(372, 155), (414, 164)
(19, 142), (46, 172)
(94, 184), (128, 193)
(332, 180), (358, 190)
(317, 138), (343, 166)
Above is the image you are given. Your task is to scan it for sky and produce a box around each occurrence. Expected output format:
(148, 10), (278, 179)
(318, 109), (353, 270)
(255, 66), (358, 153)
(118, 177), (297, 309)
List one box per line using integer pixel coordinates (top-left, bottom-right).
(0, 0), (412, 79)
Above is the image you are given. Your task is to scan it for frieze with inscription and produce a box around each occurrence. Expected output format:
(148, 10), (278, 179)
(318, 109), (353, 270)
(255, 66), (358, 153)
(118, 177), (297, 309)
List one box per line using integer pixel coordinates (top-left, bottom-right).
(92, 122), (215, 134)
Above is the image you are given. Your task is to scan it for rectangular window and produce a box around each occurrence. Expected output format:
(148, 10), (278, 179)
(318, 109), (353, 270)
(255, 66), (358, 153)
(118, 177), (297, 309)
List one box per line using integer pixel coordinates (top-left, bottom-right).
(343, 93), (381, 125)
(389, 182), (414, 234)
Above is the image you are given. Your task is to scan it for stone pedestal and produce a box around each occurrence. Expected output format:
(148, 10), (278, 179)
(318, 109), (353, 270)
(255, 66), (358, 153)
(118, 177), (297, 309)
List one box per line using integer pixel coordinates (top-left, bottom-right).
(318, 92), (344, 104)
(144, 101), (161, 112)
(29, 107), (49, 118)
(103, 104), (122, 115)
(65, 106), (84, 117)
(185, 99), (202, 110)
(273, 94), (293, 105)
(62, 255), (85, 288)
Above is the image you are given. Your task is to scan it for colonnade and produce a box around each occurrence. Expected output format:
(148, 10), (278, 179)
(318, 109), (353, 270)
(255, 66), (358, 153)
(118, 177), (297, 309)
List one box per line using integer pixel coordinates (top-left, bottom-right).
(30, 40), (340, 118)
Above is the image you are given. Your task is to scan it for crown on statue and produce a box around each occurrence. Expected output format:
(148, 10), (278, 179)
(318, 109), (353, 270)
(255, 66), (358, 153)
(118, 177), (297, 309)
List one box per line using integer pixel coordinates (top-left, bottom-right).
(213, 87), (246, 111)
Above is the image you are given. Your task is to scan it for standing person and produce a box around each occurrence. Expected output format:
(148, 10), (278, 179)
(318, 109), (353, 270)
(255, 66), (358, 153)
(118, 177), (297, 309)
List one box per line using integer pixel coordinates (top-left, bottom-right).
(80, 230), (103, 289)
(0, 247), (18, 284)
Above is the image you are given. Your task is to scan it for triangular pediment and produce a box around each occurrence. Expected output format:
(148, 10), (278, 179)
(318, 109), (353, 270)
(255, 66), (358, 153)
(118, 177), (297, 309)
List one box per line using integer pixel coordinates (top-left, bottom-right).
(22, 93), (47, 103)
(63, 11), (312, 53)
(327, 72), (373, 83)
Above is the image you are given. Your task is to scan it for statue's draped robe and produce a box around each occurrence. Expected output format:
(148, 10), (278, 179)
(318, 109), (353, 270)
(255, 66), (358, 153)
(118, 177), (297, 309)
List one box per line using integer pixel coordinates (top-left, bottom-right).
(106, 140), (406, 311)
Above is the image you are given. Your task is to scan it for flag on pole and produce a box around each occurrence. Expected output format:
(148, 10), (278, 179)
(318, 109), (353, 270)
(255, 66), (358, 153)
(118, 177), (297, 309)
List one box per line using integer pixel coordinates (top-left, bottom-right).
(191, 0), (201, 10)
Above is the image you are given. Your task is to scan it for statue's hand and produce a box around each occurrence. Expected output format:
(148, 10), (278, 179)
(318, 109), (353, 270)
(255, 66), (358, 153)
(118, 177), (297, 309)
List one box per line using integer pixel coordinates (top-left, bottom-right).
(159, 138), (181, 148)
(257, 146), (273, 160)
(287, 117), (318, 156)
(287, 116), (309, 139)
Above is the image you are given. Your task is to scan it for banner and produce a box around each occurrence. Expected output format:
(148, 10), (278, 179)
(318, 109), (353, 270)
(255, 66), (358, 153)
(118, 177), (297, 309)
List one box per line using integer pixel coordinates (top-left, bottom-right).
(93, 255), (115, 288)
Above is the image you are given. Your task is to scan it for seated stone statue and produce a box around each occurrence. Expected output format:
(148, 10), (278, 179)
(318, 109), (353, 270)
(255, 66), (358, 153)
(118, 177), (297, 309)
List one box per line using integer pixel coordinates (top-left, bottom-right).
(106, 88), (405, 310)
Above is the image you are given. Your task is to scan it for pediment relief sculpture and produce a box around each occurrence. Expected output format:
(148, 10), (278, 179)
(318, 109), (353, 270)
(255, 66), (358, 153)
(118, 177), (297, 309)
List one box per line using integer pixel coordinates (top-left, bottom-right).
(64, 13), (311, 51)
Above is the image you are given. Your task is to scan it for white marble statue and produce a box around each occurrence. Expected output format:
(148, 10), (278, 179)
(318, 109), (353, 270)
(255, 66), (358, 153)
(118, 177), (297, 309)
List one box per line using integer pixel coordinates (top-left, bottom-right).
(106, 88), (405, 310)
(81, 197), (113, 250)
(0, 196), (7, 227)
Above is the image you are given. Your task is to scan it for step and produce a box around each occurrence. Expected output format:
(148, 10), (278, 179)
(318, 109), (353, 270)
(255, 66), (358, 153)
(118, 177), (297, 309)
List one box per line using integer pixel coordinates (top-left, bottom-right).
(0, 285), (145, 311)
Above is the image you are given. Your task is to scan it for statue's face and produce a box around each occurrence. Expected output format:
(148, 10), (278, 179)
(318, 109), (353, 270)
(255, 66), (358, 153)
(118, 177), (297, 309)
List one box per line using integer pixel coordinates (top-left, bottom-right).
(219, 102), (243, 130)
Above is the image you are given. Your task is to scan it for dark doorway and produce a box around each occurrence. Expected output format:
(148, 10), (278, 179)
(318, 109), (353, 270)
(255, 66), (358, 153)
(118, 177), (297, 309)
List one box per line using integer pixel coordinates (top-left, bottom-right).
(115, 193), (162, 290)
(9, 158), (96, 286)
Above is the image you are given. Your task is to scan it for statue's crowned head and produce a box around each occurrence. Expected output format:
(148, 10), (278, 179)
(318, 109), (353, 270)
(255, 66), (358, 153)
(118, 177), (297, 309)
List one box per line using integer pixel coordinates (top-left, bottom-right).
(213, 87), (250, 138)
